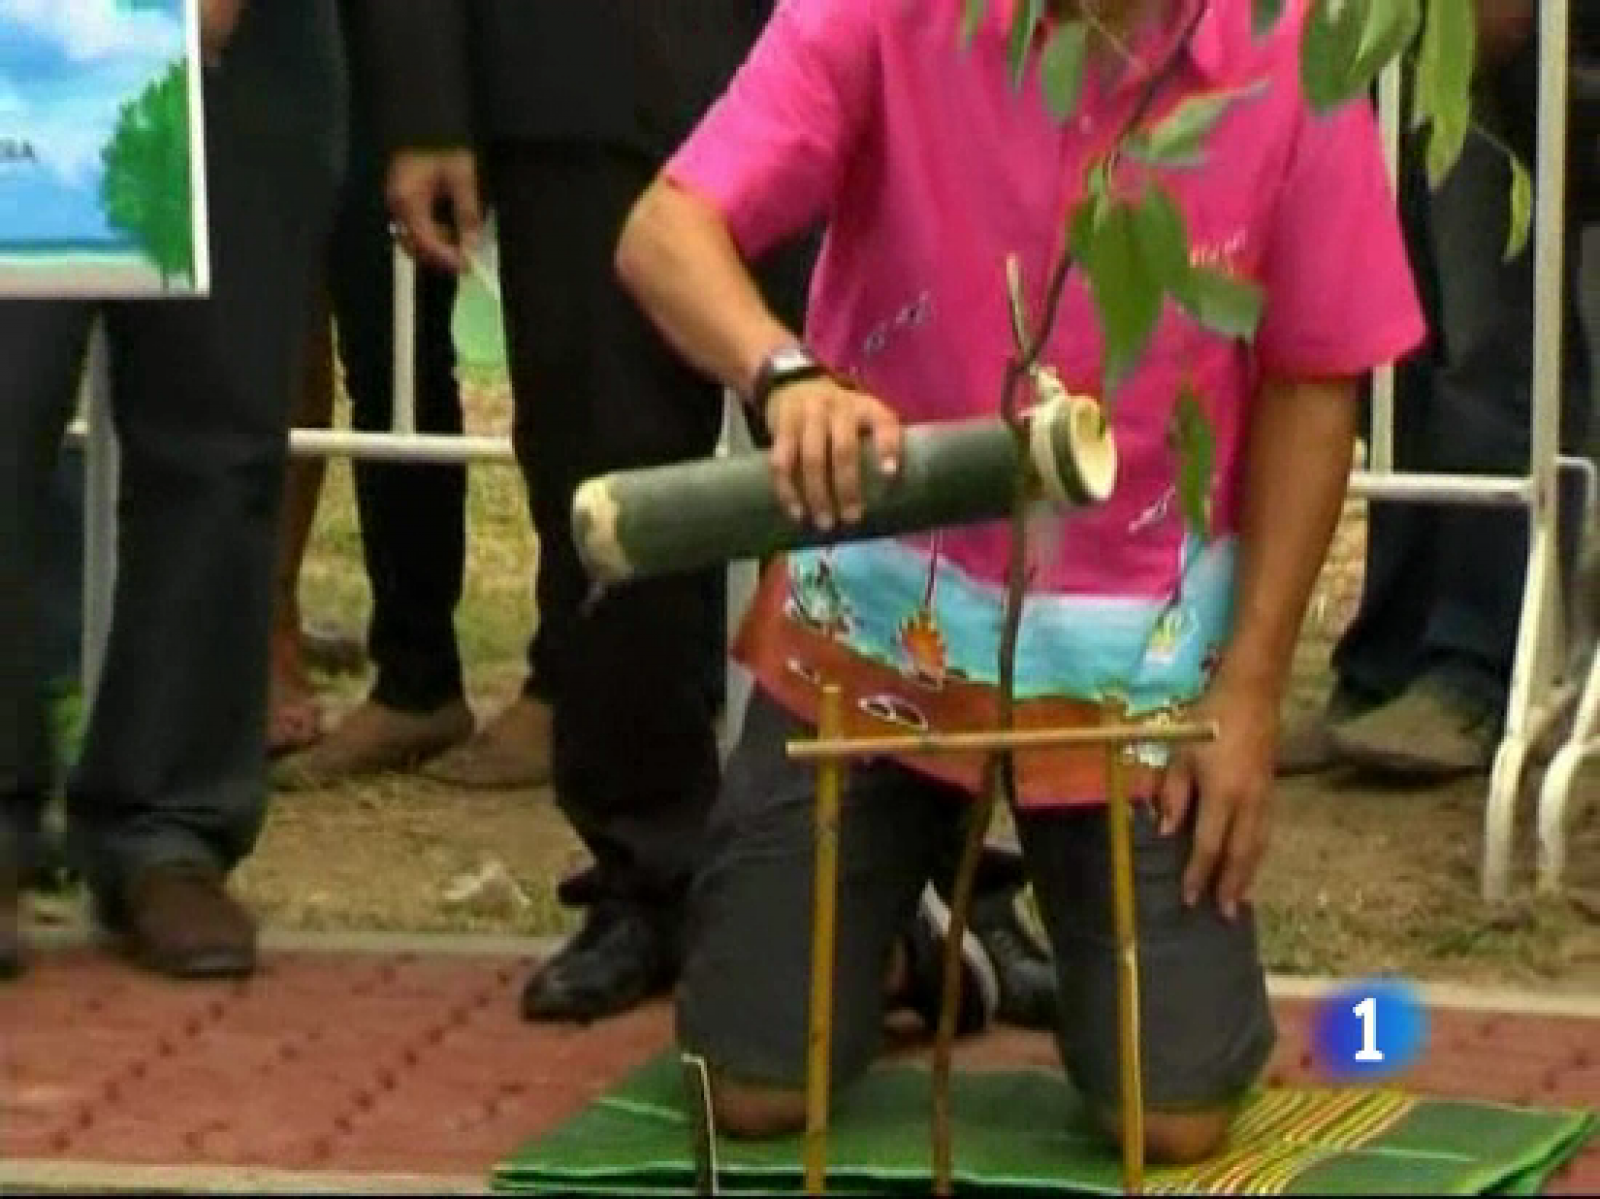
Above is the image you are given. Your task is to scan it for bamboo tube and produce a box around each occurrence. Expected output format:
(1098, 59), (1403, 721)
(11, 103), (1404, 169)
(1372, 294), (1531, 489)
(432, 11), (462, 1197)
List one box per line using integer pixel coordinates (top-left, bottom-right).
(804, 685), (847, 1195)
(571, 385), (1116, 586)
(1105, 747), (1146, 1194)
(788, 720), (1217, 762)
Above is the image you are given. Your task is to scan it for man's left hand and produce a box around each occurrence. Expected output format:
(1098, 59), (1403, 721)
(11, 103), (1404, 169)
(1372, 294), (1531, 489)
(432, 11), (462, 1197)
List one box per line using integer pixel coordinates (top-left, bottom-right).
(201, 0), (247, 65)
(1156, 676), (1279, 921)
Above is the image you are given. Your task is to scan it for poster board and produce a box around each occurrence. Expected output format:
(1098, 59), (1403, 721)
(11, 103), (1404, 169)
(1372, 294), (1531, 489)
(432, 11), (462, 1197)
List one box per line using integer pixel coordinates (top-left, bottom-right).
(0, 0), (209, 296)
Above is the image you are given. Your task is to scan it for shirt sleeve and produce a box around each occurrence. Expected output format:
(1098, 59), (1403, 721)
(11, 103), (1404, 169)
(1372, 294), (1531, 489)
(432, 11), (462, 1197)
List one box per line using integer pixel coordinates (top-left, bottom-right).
(1254, 93), (1427, 379)
(664, 0), (879, 261)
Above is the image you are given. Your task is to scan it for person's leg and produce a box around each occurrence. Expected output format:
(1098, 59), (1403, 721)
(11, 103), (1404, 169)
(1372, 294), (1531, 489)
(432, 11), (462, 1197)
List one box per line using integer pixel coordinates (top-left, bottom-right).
(267, 296), (334, 757)
(676, 692), (964, 1135)
(68, 25), (340, 977)
(1017, 803), (1275, 1165)
(492, 142), (726, 1019)
(275, 101), (475, 787)
(1333, 110), (1591, 778)
(0, 302), (96, 978)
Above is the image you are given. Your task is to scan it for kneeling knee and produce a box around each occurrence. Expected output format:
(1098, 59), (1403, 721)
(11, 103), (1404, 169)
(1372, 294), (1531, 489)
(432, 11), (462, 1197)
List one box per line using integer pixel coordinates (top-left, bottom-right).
(709, 1074), (807, 1141)
(1096, 1105), (1235, 1166)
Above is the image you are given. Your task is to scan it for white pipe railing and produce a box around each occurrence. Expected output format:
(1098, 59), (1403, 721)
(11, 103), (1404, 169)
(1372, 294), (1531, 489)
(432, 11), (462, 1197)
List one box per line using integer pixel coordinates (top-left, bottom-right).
(72, 19), (1591, 900)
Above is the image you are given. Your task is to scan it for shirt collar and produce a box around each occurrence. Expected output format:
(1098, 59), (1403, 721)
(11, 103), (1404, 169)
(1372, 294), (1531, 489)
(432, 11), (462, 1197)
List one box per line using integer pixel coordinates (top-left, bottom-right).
(992, 0), (1236, 88)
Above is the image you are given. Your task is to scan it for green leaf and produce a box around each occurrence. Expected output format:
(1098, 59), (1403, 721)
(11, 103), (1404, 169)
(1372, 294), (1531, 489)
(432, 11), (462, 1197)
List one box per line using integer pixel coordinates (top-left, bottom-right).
(1299, 0), (1416, 114)
(1414, 0), (1476, 185)
(1352, 0), (1421, 86)
(961, 0), (988, 46)
(1128, 83), (1263, 168)
(1506, 152), (1533, 261)
(1067, 189), (1106, 263)
(1180, 267), (1265, 339)
(1299, 0), (1367, 111)
(1252, 0), (1286, 36)
(1040, 22), (1088, 122)
(1082, 200), (1164, 393)
(1168, 386), (1217, 539)
(1007, 0), (1045, 88)
(1133, 185), (1193, 302)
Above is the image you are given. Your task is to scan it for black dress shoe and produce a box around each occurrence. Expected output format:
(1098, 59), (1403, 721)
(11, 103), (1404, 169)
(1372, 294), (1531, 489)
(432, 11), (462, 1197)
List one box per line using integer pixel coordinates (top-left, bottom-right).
(521, 904), (676, 1024)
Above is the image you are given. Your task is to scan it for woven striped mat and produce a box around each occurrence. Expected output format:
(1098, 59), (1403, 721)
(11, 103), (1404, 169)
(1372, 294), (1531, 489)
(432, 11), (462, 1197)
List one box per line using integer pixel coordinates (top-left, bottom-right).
(492, 1054), (1595, 1195)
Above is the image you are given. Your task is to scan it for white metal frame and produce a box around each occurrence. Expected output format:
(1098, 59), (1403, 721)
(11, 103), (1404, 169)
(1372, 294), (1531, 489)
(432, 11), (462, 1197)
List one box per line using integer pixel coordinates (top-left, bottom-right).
(1332, 3), (1588, 904)
(71, 6), (1588, 899)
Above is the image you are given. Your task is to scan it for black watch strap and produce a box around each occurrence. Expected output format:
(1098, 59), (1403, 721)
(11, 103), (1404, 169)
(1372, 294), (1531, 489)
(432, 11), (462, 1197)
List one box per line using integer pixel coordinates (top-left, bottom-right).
(747, 345), (827, 415)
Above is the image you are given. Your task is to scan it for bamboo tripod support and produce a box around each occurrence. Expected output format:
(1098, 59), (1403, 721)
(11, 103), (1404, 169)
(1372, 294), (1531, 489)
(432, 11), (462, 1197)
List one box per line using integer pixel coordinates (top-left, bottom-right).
(803, 685), (847, 1194)
(792, 696), (1217, 1195)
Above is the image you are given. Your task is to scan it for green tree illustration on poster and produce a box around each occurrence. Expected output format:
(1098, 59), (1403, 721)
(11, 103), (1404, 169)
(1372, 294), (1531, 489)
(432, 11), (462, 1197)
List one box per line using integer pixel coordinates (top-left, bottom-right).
(99, 59), (195, 287)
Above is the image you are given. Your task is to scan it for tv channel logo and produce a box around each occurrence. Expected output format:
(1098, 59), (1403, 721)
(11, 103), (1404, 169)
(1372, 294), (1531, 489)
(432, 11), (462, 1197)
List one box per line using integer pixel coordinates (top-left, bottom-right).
(1311, 979), (1428, 1081)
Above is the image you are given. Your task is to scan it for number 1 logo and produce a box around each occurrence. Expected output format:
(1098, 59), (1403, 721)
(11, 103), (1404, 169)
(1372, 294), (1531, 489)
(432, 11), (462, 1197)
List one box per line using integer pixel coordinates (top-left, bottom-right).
(1311, 980), (1427, 1081)
(1352, 995), (1385, 1063)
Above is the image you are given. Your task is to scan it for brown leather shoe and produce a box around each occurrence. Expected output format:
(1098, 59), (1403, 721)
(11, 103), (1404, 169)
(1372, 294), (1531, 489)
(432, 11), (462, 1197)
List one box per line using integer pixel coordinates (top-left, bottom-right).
(273, 698), (475, 791)
(421, 695), (552, 790)
(0, 861), (22, 981)
(117, 863), (257, 980)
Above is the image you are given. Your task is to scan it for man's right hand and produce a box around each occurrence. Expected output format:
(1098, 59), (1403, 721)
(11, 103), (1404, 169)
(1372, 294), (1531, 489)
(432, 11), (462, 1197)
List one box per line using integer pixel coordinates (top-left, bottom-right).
(765, 378), (902, 531)
(387, 149), (483, 272)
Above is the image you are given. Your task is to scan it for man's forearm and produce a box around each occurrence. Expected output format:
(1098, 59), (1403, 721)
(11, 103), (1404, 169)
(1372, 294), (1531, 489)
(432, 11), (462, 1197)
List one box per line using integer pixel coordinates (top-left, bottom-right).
(359, 0), (475, 152)
(617, 180), (801, 397)
(1214, 378), (1360, 701)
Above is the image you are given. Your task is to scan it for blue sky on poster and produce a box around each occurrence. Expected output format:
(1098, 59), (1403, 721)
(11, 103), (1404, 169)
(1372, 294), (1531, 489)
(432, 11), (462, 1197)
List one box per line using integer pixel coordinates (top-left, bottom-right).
(0, 0), (187, 245)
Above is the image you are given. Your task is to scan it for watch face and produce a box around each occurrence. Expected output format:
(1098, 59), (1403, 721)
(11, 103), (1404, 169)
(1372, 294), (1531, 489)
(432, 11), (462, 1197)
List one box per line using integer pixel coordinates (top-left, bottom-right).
(769, 347), (816, 375)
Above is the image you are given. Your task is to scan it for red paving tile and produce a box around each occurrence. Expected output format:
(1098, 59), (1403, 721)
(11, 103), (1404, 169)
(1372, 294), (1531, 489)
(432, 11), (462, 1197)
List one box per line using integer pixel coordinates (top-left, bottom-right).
(2, 945), (1595, 1189)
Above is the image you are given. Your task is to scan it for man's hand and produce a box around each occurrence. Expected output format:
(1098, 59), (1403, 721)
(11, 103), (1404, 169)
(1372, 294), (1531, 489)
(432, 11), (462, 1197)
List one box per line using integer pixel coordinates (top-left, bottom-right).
(1156, 674), (1280, 921)
(766, 378), (903, 530)
(200, 0), (247, 65)
(387, 149), (483, 272)
(1475, 0), (1535, 66)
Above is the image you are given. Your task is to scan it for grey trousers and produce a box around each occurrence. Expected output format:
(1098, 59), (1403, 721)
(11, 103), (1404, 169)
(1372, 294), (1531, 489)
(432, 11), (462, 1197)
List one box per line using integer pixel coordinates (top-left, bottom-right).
(1333, 109), (1594, 713)
(0, 12), (342, 894)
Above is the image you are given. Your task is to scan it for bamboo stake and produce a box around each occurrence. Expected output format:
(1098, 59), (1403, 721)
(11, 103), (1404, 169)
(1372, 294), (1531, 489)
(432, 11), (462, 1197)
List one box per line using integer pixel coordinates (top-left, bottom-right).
(1105, 746), (1145, 1194)
(789, 720), (1217, 762)
(804, 684), (847, 1196)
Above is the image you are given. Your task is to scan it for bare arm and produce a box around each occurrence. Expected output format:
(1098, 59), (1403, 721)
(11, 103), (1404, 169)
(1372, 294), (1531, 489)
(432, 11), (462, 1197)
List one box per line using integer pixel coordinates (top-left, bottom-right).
(617, 177), (901, 527)
(1163, 376), (1359, 917)
(615, 178), (798, 396)
(1215, 376), (1360, 702)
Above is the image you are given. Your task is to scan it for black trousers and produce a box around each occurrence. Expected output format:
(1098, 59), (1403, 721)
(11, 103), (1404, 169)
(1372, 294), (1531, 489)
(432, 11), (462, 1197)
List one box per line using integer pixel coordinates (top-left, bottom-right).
(1333, 105), (1594, 713)
(489, 144), (728, 905)
(327, 88), (469, 714)
(0, 26), (340, 889)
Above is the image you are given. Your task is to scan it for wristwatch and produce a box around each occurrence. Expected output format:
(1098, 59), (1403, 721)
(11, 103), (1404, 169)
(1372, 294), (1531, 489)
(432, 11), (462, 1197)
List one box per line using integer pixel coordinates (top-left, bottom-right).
(746, 344), (828, 416)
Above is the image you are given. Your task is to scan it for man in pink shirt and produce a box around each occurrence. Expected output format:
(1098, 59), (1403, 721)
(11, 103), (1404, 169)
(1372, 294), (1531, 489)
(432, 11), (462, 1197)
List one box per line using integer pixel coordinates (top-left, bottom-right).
(616, 0), (1424, 1164)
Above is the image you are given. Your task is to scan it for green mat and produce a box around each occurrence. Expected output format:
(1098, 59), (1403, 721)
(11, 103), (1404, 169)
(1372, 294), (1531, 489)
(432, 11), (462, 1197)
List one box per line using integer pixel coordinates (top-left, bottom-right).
(493, 1055), (1596, 1196)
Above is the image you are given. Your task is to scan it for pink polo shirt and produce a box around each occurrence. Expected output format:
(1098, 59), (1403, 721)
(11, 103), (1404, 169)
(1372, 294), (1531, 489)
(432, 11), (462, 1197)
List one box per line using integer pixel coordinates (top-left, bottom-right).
(667, 0), (1426, 805)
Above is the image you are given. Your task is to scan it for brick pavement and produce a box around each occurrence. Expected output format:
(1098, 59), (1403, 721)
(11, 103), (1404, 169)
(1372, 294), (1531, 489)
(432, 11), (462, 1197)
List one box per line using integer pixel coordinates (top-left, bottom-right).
(2, 941), (1595, 1194)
